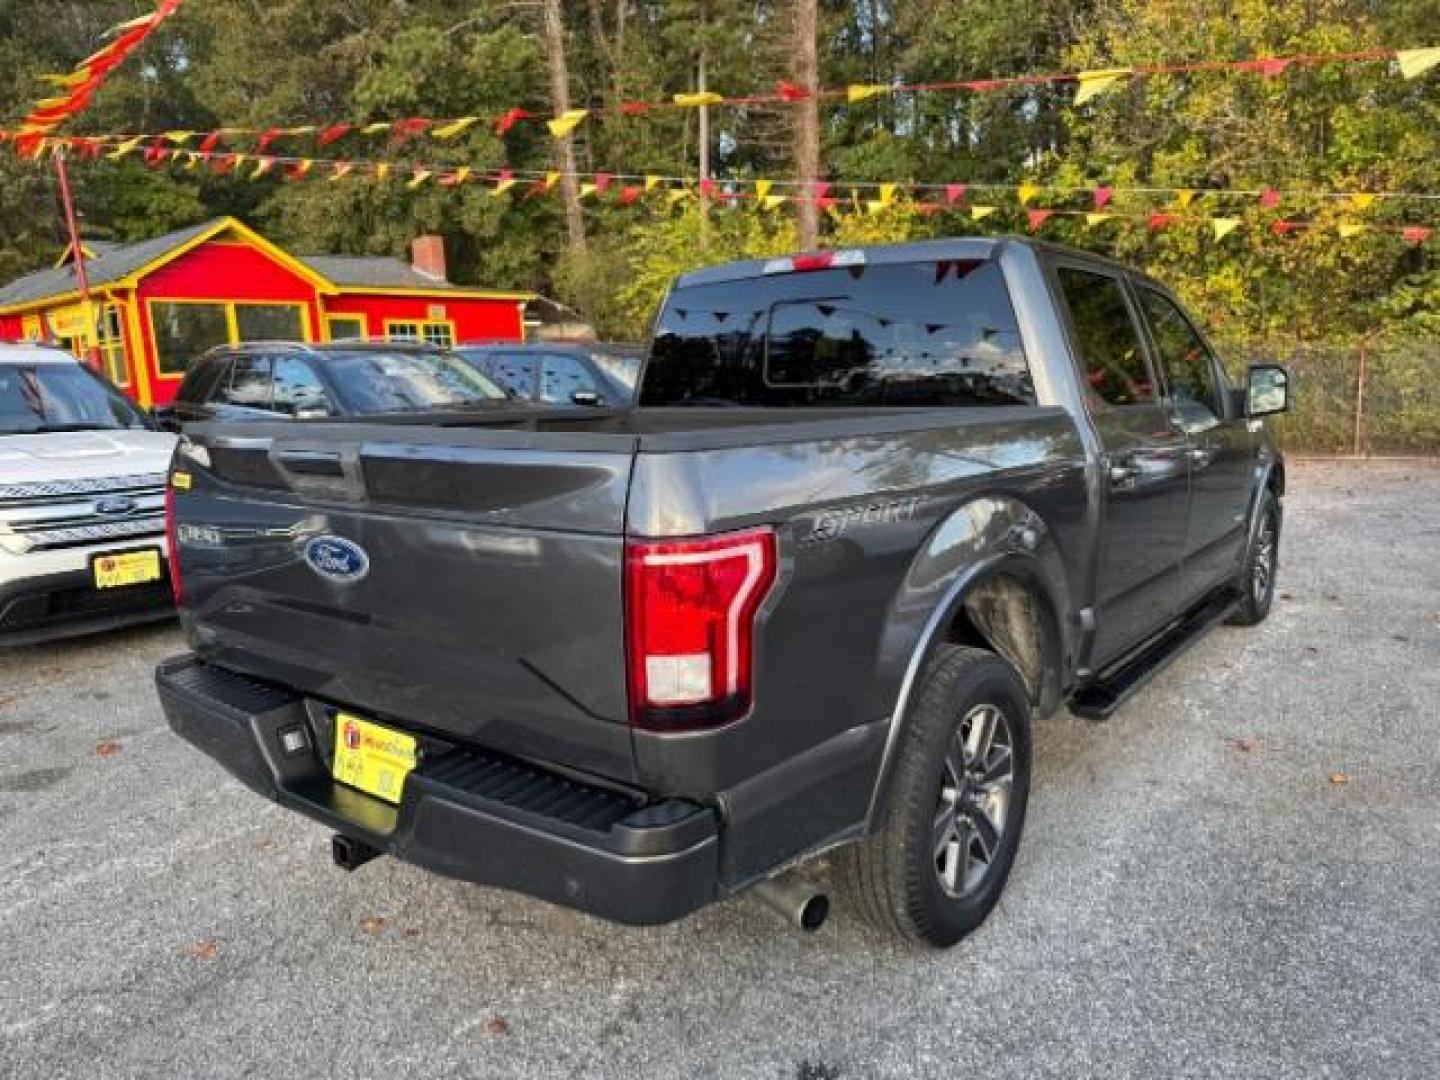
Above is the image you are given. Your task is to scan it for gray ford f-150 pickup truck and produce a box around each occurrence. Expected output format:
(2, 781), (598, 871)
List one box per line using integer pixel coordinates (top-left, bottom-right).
(156, 238), (1289, 947)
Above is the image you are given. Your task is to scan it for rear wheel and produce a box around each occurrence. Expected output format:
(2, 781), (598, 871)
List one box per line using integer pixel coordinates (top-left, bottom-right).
(837, 645), (1032, 948)
(1228, 490), (1280, 627)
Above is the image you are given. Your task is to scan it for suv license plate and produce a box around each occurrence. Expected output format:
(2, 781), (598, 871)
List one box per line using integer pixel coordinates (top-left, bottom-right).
(93, 549), (162, 590)
(332, 713), (417, 806)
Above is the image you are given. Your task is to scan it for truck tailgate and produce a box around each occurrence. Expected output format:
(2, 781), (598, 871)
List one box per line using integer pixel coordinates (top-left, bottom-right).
(173, 424), (640, 783)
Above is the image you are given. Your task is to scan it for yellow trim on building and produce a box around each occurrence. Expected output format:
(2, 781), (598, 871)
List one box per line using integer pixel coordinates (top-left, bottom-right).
(383, 317), (458, 347)
(145, 297), (313, 381)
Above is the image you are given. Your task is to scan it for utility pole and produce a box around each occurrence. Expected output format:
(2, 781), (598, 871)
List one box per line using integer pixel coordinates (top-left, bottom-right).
(53, 148), (102, 373)
(792, 0), (821, 249)
(542, 0), (586, 255)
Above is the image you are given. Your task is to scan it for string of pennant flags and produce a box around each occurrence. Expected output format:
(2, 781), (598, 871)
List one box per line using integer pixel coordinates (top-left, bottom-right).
(12, 138), (1431, 246)
(14, 0), (184, 145)
(7, 39), (1438, 160)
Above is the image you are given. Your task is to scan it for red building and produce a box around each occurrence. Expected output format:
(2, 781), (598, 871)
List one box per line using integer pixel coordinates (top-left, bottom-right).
(0, 218), (532, 407)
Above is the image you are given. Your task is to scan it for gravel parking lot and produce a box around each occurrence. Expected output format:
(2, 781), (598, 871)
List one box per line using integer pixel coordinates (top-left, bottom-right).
(1, 459), (1436, 1080)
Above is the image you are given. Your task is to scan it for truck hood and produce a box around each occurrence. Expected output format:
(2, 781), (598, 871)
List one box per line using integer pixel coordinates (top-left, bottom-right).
(0, 429), (177, 483)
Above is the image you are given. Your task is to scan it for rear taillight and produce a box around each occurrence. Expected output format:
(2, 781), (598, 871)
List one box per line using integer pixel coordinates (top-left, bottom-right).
(625, 527), (778, 731)
(164, 483), (183, 605)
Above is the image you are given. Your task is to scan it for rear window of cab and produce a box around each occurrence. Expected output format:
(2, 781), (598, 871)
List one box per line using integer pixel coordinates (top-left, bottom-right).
(640, 259), (1033, 408)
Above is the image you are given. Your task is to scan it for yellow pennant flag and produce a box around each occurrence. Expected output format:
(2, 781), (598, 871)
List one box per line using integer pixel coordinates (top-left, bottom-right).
(762, 194), (788, 211)
(547, 109), (589, 137)
(286, 126), (316, 137)
(361, 122), (393, 135)
(1338, 220), (1366, 239)
(846, 84), (887, 103)
(667, 188), (692, 207)
(291, 159), (314, 177)
(375, 163), (392, 181)
(407, 169), (432, 189)
(251, 159), (274, 180)
(1396, 47), (1440, 79)
(106, 136), (144, 160)
(446, 166), (472, 186)
(1175, 189), (1198, 208)
(231, 154), (248, 169)
(329, 163), (355, 182)
(1348, 193), (1376, 211)
(544, 171), (561, 189)
(866, 200), (889, 215)
(492, 177), (518, 197)
(432, 117), (480, 140)
(755, 179), (773, 200)
(971, 205), (998, 221)
(1086, 212), (1114, 227)
(644, 174), (662, 192)
(163, 130), (195, 145)
(1073, 68), (1132, 106)
(879, 182), (898, 204)
(1211, 217), (1241, 241)
(183, 152), (200, 171)
(673, 92), (724, 107)
(37, 71), (91, 89)
(579, 182), (598, 200)
(1017, 182), (1039, 206)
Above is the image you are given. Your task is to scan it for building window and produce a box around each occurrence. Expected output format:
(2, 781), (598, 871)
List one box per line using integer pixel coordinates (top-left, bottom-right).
(99, 304), (127, 386)
(149, 301), (308, 377)
(327, 316), (366, 342)
(387, 320), (455, 348)
(152, 302), (230, 376)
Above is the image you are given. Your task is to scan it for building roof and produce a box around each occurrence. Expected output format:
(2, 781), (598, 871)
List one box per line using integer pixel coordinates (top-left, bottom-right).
(0, 217), (533, 312)
(0, 219), (222, 309)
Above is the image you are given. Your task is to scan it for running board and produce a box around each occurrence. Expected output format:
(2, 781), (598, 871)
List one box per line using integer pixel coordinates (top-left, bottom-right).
(1067, 588), (1241, 721)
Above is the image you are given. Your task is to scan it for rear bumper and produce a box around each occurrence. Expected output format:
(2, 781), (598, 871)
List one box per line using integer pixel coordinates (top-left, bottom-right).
(155, 655), (720, 926)
(0, 559), (173, 646)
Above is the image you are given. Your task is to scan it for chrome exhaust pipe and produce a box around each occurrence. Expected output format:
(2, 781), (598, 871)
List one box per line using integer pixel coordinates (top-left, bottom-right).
(752, 874), (829, 932)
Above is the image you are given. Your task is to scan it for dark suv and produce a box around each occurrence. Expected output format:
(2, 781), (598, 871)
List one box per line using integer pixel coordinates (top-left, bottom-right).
(156, 341), (512, 427)
(454, 342), (641, 408)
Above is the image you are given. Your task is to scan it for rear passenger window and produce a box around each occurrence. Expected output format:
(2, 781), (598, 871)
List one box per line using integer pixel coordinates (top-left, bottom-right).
(1056, 268), (1154, 408)
(272, 357), (332, 417)
(218, 355), (273, 410)
(540, 354), (602, 404)
(641, 260), (1033, 408)
(487, 353), (539, 399)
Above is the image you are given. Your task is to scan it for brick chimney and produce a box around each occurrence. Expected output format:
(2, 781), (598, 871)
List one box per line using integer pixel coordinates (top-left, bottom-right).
(411, 235), (448, 282)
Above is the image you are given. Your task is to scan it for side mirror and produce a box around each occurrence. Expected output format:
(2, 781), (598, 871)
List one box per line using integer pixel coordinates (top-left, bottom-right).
(1245, 364), (1290, 418)
(571, 390), (603, 407)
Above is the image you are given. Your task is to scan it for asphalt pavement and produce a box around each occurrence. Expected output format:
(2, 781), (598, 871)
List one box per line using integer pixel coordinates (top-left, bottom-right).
(1, 459), (1436, 1079)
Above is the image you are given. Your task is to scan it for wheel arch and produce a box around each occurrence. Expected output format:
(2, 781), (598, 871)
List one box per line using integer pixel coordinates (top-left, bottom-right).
(863, 495), (1073, 830)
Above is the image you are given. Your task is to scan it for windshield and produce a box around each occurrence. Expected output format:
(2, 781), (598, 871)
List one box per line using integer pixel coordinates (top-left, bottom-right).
(0, 361), (149, 435)
(322, 350), (510, 414)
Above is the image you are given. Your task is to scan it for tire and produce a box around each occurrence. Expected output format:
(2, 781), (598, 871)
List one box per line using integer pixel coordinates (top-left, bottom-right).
(837, 645), (1032, 948)
(1227, 489), (1281, 627)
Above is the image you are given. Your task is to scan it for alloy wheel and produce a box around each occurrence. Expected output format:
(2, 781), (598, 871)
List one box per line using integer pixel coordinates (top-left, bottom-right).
(933, 703), (1014, 899)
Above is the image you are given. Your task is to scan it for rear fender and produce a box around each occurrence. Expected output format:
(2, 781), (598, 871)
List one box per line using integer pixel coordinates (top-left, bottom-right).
(863, 496), (1072, 828)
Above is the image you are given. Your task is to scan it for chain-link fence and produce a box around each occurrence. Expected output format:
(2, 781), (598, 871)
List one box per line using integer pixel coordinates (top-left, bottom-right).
(1222, 339), (1440, 455)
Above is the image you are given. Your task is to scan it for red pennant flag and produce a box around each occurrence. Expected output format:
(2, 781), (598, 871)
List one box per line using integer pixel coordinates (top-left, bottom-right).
(621, 101), (651, 116)
(317, 124), (352, 148)
(391, 118), (432, 142)
(777, 81), (812, 101)
(1148, 212), (1178, 231)
(255, 127), (286, 152)
(916, 202), (942, 216)
(945, 183), (967, 205)
(494, 108), (532, 133)
(594, 172), (614, 194)
(497, 167), (515, 184)
(198, 131), (223, 153)
(1026, 209), (1054, 232)
(1093, 186), (1113, 209)
(143, 144), (168, 166)
(1260, 187), (1281, 208)
(618, 185), (643, 205)
(812, 181), (831, 201)
(1271, 219), (1301, 235)
(816, 195), (839, 211)
(1402, 226), (1433, 245)
(699, 178), (716, 199)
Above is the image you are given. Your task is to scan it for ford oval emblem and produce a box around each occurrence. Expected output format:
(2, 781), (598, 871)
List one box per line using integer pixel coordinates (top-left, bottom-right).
(303, 536), (370, 583)
(94, 496), (138, 516)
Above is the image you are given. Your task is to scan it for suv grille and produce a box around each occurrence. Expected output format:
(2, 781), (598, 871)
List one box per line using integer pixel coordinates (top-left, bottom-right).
(0, 472), (167, 554)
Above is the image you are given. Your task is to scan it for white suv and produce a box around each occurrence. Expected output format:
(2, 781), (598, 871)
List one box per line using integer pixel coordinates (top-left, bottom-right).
(0, 343), (177, 645)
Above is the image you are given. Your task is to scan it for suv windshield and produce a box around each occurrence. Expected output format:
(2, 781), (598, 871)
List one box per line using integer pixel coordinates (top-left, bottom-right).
(322, 350), (509, 414)
(640, 260), (1033, 408)
(0, 361), (148, 435)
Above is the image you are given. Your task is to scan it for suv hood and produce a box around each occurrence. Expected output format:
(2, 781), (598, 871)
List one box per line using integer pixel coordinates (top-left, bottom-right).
(0, 429), (177, 484)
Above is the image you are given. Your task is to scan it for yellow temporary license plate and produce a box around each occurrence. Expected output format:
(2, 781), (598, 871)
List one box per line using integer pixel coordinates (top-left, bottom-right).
(332, 713), (418, 806)
(93, 549), (162, 590)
